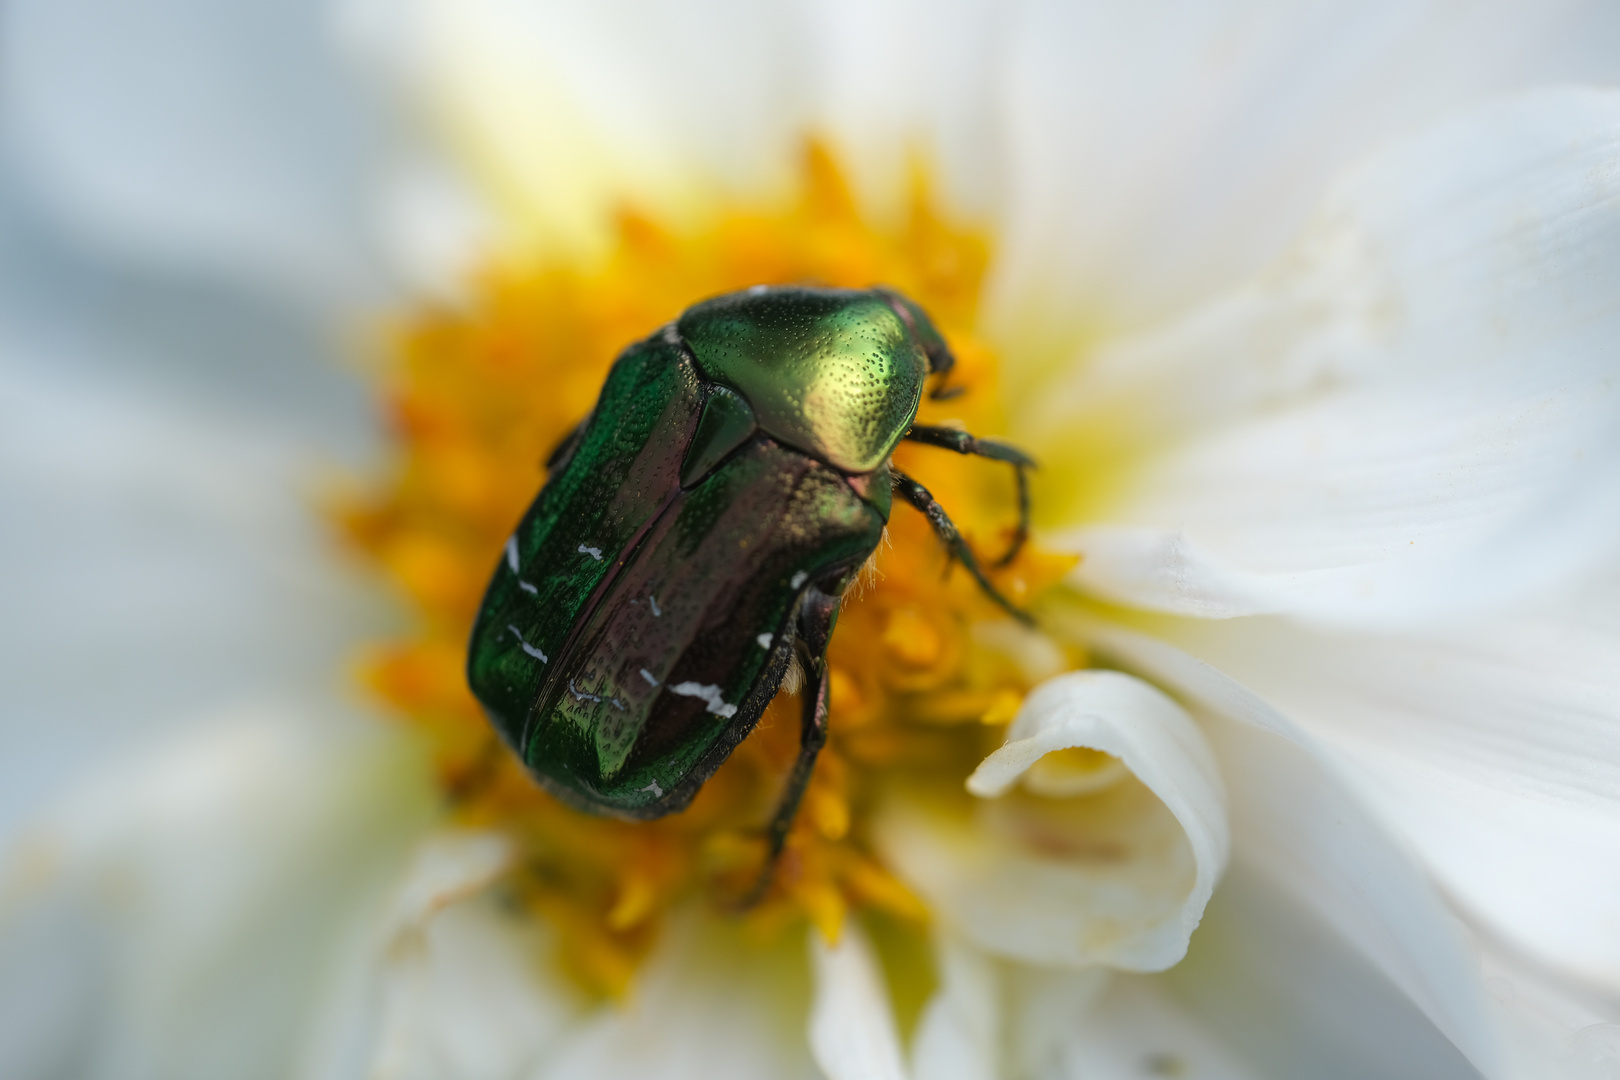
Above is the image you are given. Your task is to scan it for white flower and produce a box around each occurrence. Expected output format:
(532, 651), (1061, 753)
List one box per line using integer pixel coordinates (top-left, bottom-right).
(3, 2), (1620, 1079)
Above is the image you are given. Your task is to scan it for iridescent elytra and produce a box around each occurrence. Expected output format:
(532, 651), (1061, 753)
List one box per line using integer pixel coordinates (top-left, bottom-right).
(466, 285), (1034, 894)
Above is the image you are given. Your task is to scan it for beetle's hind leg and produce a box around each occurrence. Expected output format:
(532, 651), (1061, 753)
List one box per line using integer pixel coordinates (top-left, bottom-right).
(903, 424), (1034, 566)
(739, 585), (838, 908)
(892, 470), (1034, 626)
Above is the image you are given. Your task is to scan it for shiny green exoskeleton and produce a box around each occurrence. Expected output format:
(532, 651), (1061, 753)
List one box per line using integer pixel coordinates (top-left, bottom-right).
(467, 285), (1033, 895)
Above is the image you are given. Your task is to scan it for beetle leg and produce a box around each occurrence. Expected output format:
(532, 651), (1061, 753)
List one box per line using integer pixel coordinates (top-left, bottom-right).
(741, 585), (838, 907)
(903, 424), (1035, 566)
(892, 470), (1035, 626)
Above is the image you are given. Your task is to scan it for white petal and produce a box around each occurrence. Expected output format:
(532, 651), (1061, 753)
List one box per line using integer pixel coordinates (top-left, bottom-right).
(908, 940), (1266, 1080)
(987, 1), (1620, 364)
(916, 912), (1501, 1080)
(796, 0), (1007, 221)
(0, 709), (435, 1080)
(1035, 88), (1620, 626)
(353, 0), (809, 257)
(808, 923), (907, 1080)
(910, 936), (1111, 1080)
(320, 855), (821, 1080)
(1025, 973), (1263, 1080)
(356, 0), (1031, 258)
(382, 830), (514, 936)
(909, 935), (999, 1080)
(349, 831), (586, 1080)
(878, 670), (1228, 973)
(0, 363), (385, 845)
(1155, 566), (1620, 994)
(1064, 619), (1620, 1077)
(1167, 865), (1483, 1080)
(367, 0), (1620, 318)
(364, 892), (580, 1080)
(539, 912), (819, 1080)
(1, 0), (386, 303)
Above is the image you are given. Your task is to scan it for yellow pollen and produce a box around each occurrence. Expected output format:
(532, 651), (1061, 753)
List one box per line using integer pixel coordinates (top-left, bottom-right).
(979, 688), (1025, 727)
(339, 142), (1077, 999)
(882, 607), (945, 668)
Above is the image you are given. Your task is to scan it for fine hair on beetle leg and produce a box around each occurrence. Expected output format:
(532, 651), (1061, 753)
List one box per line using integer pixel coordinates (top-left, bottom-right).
(780, 650), (805, 696)
(840, 529), (889, 603)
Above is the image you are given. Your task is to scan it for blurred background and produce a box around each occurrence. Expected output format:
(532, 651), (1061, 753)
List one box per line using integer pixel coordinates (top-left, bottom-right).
(0, 0), (401, 840)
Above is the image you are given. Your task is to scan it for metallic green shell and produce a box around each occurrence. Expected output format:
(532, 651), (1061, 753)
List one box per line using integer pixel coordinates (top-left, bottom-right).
(466, 326), (885, 818)
(677, 287), (928, 474)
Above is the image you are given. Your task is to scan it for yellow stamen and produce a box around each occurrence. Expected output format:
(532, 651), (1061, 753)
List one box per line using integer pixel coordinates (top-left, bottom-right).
(339, 141), (1077, 998)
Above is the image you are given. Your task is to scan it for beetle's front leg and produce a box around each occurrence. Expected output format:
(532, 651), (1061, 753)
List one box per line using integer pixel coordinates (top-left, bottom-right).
(892, 470), (1034, 626)
(741, 585), (838, 907)
(903, 424), (1035, 566)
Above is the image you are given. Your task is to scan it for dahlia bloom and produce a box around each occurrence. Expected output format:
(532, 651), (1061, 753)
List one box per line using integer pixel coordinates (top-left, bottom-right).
(2, 2), (1619, 1079)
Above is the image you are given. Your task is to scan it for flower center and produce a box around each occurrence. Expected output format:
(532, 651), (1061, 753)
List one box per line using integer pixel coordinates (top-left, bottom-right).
(341, 144), (1078, 998)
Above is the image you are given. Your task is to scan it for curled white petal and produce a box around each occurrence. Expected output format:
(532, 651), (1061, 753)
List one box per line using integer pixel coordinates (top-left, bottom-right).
(1153, 569), (1620, 998)
(879, 670), (1229, 973)
(1073, 621), (1509, 1073)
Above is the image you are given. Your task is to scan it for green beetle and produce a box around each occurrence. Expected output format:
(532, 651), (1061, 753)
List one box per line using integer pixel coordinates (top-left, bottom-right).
(467, 285), (1033, 893)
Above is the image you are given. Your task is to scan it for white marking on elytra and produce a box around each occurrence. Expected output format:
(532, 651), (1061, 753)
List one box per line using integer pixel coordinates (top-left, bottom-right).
(756, 632), (774, 649)
(648, 594), (662, 617)
(506, 625), (548, 663)
(517, 580), (538, 596)
(505, 536), (520, 573)
(790, 570), (808, 589)
(578, 544), (604, 561)
(640, 780), (665, 797)
(640, 668), (660, 687)
(669, 681), (738, 719)
(567, 678), (627, 711)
